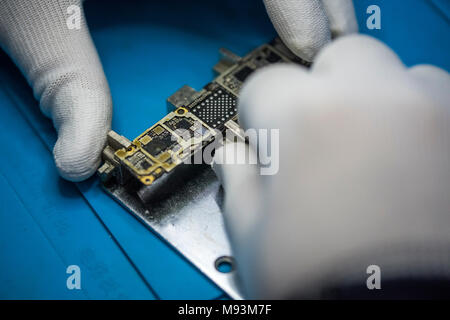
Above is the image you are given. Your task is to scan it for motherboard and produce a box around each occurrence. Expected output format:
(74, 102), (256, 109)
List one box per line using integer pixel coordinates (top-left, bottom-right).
(98, 38), (310, 204)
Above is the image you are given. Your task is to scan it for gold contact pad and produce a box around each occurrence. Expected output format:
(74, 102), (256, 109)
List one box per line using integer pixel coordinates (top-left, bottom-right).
(139, 167), (164, 186)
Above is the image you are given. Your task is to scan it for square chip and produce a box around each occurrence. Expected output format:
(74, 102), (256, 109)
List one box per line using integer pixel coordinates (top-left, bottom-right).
(143, 134), (177, 157)
(190, 87), (237, 129)
(266, 51), (281, 63)
(234, 66), (254, 82)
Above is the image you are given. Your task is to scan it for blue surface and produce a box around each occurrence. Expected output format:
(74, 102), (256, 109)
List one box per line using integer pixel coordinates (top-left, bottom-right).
(0, 0), (448, 299)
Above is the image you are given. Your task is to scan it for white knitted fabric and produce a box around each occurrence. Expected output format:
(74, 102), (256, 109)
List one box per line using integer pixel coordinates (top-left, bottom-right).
(263, 0), (358, 61)
(0, 0), (112, 181)
(213, 35), (450, 298)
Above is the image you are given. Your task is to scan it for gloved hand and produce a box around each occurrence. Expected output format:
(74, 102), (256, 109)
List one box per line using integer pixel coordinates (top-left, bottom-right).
(213, 35), (450, 299)
(263, 0), (358, 61)
(0, 0), (111, 182)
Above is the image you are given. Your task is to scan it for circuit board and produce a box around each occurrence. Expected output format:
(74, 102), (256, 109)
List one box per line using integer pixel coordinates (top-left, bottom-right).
(98, 38), (310, 201)
(97, 38), (310, 299)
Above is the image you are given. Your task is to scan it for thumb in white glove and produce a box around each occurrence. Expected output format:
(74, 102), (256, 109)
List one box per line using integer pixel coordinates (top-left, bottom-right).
(213, 35), (450, 299)
(264, 0), (358, 61)
(0, 0), (112, 182)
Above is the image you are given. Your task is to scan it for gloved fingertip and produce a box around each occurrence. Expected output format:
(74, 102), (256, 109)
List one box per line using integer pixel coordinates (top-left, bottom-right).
(409, 65), (450, 83)
(263, 0), (331, 61)
(282, 36), (325, 63)
(212, 142), (263, 248)
(212, 142), (245, 188)
(54, 153), (100, 182)
(212, 141), (260, 191)
(322, 0), (359, 37)
(311, 35), (405, 75)
(53, 132), (107, 182)
(211, 144), (226, 184)
(51, 92), (112, 182)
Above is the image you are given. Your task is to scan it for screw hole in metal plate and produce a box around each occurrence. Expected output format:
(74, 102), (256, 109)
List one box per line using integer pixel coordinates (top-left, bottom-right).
(215, 256), (235, 273)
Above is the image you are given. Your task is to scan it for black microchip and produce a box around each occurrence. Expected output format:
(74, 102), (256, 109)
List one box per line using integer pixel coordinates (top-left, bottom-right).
(191, 87), (237, 129)
(163, 117), (194, 132)
(175, 119), (192, 130)
(140, 159), (152, 170)
(126, 151), (154, 171)
(143, 134), (176, 156)
(266, 51), (281, 63)
(234, 66), (254, 82)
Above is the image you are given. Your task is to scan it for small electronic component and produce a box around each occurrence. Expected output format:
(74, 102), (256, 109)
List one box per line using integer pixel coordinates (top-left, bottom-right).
(98, 38), (310, 204)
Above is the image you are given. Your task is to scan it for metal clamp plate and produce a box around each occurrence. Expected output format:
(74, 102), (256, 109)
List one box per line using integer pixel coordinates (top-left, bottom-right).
(103, 165), (244, 299)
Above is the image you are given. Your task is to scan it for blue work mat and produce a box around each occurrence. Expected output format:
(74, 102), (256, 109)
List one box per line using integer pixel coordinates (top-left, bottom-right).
(0, 0), (448, 299)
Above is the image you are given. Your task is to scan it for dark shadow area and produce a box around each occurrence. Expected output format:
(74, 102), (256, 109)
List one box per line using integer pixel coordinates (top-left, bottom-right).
(326, 278), (450, 300)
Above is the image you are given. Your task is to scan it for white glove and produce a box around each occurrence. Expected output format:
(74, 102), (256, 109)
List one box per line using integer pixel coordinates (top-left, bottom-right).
(0, 0), (112, 181)
(213, 35), (450, 299)
(263, 0), (358, 61)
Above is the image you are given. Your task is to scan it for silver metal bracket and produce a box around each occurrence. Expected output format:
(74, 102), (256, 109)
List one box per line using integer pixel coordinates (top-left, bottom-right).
(102, 163), (244, 299)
